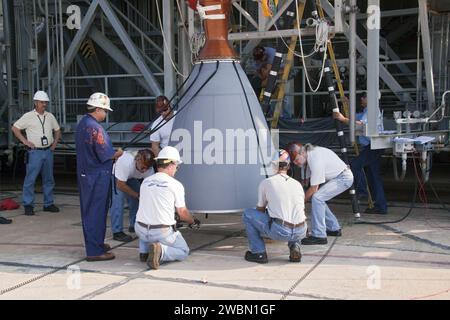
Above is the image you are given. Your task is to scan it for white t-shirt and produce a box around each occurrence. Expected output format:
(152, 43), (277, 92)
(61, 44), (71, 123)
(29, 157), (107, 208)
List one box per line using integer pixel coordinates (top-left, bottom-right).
(149, 111), (176, 149)
(113, 151), (154, 182)
(257, 174), (306, 224)
(13, 110), (60, 147)
(307, 146), (347, 186)
(136, 172), (185, 225)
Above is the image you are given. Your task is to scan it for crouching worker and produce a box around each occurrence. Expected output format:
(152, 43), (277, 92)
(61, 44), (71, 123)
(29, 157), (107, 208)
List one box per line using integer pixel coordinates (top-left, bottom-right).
(135, 146), (200, 269)
(110, 149), (155, 242)
(243, 150), (307, 264)
(288, 143), (353, 245)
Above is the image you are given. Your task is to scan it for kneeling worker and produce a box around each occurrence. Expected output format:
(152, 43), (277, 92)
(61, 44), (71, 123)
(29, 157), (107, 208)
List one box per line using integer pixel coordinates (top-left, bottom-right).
(135, 146), (200, 269)
(288, 143), (353, 245)
(243, 150), (307, 264)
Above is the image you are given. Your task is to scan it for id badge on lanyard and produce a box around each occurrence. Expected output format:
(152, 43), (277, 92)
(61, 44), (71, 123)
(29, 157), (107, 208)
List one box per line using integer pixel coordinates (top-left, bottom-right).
(37, 114), (48, 146)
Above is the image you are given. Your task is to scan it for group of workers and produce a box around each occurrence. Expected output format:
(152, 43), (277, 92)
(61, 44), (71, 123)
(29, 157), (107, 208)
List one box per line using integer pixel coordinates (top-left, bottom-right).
(7, 87), (387, 268)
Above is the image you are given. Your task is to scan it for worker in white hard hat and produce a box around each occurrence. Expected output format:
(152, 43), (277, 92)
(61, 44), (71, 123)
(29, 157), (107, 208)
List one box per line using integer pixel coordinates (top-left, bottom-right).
(135, 146), (200, 269)
(11, 90), (61, 216)
(242, 149), (307, 264)
(75, 92), (123, 262)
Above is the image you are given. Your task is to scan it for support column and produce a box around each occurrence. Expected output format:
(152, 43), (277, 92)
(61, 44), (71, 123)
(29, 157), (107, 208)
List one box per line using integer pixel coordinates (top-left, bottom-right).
(349, 0), (357, 143)
(366, 0), (380, 137)
(163, 0), (176, 97)
(418, 0), (436, 112)
(3, 0), (14, 146)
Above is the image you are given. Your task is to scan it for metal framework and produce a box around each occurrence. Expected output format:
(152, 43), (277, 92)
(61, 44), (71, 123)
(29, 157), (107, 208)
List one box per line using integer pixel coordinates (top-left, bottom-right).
(0, 0), (449, 154)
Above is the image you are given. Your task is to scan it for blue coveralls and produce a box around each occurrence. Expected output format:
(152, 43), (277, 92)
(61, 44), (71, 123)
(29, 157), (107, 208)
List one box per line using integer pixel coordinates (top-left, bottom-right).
(75, 114), (115, 257)
(351, 108), (388, 213)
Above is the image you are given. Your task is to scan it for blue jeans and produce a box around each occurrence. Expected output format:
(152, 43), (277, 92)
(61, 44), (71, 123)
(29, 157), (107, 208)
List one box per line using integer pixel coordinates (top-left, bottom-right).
(135, 223), (189, 263)
(350, 146), (387, 213)
(23, 149), (55, 207)
(310, 170), (353, 238)
(243, 208), (307, 254)
(110, 177), (140, 233)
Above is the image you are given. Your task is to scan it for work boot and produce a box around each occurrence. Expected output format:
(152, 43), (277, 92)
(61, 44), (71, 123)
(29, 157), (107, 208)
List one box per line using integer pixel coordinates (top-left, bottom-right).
(86, 252), (115, 262)
(244, 251), (268, 264)
(301, 236), (328, 245)
(113, 232), (133, 242)
(139, 253), (149, 262)
(326, 229), (342, 237)
(147, 243), (162, 269)
(289, 246), (302, 262)
(24, 206), (34, 216)
(0, 216), (12, 224)
(43, 204), (60, 212)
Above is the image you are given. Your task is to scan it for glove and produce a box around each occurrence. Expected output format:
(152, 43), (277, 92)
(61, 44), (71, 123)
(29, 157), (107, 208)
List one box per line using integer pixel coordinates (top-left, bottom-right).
(189, 217), (201, 229)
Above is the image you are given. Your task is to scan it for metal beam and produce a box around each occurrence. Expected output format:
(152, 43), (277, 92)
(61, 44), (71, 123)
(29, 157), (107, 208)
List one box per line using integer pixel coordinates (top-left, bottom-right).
(241, 0), (295, 56)
(366, 0), (380, 137)
(88, 27), (152, 93)
(163, 0), (176, 97)
(63, 0), (100, 75)
(358, 19), (417, 86)
(418, 0), (436, 111)
(232, 1), (258, 29)
(385, 16), (417, 43)
(356, 8), (419, 19)
(98, 0), (162, 96)
(349, 0), (356, 143)
(228, 27), (319, 41)
(321, 0), (410, 102)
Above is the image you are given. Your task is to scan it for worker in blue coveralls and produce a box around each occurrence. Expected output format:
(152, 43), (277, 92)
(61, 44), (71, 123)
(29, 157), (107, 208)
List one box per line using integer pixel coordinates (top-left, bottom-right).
(333, 92), (388, 215)
(75, 92), (124, 262)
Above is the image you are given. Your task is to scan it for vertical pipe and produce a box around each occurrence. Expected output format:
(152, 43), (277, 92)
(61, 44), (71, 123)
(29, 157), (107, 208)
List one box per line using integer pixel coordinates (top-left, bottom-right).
(366, 0), (380, 137)
(33, 0), (40, 90)
(416, 11), (421, 110)
(59, 0), (66, 128)
(418, 0), (436, 112)
(163, 0), (176, 97)
(179, 0), (191, 82)
(349, 0), (356, 144)
(45, 0), (52, 110)
(302, 67), (306, 119)
(438, 16), (444, 97)
(444, 14), (450, 96)
(3, 0), (14, 146)
(53, 6), (60, 121)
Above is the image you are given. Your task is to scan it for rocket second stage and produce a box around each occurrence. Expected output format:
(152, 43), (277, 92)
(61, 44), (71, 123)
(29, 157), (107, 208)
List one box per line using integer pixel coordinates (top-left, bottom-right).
(169, 0), (275, 213)
(170, 60), (275, 213)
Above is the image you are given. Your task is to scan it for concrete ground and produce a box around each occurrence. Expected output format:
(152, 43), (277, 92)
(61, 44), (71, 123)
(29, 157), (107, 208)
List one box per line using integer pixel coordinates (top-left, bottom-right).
(1, 192), (450, 300)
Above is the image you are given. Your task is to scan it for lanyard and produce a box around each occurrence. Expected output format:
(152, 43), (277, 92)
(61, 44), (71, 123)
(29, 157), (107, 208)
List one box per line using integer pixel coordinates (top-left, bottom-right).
(37, 114), (46, 135)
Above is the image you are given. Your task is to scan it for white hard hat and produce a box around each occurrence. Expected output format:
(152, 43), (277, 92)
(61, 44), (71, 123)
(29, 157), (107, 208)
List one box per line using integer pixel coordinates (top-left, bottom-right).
(154, 146), (183, 164)
(87, 92), (113, 111)
(33, 91), (50, 102)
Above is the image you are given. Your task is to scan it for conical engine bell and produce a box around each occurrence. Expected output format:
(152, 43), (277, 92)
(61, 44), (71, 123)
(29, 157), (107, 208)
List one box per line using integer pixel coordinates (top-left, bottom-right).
(169, 0), (275, 213)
